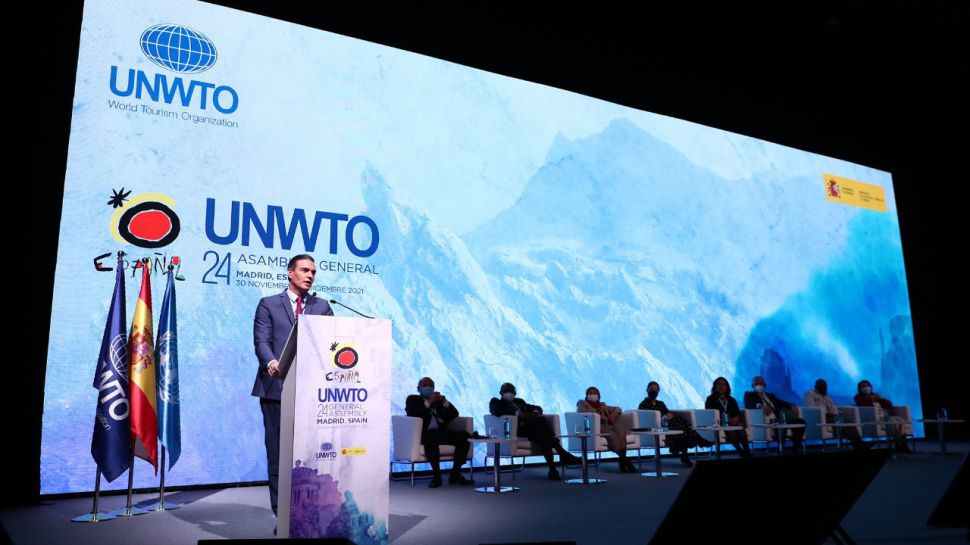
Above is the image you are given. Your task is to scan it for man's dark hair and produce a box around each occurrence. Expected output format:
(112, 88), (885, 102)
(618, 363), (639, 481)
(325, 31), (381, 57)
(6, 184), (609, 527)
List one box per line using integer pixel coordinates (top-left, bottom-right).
(287, 254), (315, 270)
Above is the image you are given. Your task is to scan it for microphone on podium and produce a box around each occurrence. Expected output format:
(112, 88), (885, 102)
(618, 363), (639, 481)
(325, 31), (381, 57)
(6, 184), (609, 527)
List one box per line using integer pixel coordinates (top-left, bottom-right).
(327, 297), (375, 319)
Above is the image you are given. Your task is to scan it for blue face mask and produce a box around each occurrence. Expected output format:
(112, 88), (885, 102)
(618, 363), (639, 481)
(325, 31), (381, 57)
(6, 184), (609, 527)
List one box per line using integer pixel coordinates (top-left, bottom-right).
(419, 386), (434, 398)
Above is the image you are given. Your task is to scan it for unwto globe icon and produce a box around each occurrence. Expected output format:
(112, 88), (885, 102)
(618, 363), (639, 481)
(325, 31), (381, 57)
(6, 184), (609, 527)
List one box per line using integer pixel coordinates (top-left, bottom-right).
(140, 24), (217, 74)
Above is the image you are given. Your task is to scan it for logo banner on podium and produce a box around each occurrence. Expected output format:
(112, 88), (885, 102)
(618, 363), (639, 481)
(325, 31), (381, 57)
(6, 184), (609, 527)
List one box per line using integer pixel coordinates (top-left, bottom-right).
(280, 315), (391, 543)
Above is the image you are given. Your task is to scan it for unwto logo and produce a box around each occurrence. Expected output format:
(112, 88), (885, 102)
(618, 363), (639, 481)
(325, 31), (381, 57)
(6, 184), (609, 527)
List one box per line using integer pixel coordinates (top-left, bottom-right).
(140, 25), (218, 74)
(109, 24), (238, 114)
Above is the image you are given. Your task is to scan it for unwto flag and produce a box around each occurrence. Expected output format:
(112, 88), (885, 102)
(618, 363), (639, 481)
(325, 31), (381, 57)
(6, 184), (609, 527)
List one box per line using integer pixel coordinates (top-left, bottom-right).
(156, 270), (181, 470)
(90, 257), (132, 482)
(129, 262), (158, 472)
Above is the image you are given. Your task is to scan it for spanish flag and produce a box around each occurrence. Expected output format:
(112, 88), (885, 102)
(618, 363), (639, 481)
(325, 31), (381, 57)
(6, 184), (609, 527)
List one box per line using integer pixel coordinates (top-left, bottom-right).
(129, 262), (158, 472)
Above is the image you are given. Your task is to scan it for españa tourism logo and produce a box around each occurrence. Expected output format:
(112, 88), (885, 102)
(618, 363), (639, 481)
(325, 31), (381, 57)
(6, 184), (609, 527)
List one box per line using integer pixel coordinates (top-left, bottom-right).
(108, 188), (181, 249)
(330, 342), (359, 370)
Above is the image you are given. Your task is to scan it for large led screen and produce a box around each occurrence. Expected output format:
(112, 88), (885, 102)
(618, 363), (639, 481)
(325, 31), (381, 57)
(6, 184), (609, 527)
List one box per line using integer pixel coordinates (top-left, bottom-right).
(42, 0), (921, 493)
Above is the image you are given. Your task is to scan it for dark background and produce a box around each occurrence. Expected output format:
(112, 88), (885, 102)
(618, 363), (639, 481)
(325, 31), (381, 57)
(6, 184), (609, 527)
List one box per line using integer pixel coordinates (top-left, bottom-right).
(12, 1), (967, 505)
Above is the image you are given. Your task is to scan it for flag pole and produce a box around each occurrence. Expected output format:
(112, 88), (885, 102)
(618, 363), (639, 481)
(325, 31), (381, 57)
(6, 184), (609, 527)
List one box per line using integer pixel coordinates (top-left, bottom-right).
(149, 264), (181, 512)
(149, 446), (181, 511)
(110, 452), (149, 516)
(72, 466), (116, 522)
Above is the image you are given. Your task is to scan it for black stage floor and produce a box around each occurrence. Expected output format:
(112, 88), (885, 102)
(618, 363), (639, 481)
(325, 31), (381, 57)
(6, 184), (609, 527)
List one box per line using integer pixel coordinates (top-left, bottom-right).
(2, 443), (966, 545)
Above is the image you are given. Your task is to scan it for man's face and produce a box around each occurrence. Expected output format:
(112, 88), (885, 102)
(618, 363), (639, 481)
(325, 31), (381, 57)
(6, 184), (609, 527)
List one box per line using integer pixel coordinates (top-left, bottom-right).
(418, 378), (435, 390)
(815, 380), (828, 396)
(288, 259), (316, 294)
(753, 377), (767, 390)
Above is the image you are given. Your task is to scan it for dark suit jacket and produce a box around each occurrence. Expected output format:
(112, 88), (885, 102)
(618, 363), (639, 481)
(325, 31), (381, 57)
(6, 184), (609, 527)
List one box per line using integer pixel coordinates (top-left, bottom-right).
(637, 398), (670, 415)
(854, 393), (893, 409)
(489, 397), (543, 417)
(743, 391), (795, 412)
(251, 290), (333, 400)
(705, 394), (742, 419)
(405, 394), (460, 432)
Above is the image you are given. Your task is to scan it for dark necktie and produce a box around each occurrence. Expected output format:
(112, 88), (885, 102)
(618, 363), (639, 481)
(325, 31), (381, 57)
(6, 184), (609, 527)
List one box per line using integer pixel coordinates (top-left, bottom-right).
(295, 296), (303, 316)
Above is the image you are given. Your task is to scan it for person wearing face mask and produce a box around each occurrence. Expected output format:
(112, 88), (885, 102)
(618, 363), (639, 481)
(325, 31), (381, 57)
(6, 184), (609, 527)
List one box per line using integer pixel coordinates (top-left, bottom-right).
(804, 378), (867, 450)
(743, 375), (806, 453)
(577, 386), (637, 473)
(404, 376), (474, 488)
(489, 382), (581, 480)
(637, 381), (713, 467)
(704, 377), (753, 457)
(853, 379), (910, 452)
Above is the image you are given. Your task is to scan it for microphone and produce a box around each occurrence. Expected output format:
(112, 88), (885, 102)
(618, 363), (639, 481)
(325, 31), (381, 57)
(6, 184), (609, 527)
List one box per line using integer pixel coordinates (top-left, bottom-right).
(329, 298), (375, 319)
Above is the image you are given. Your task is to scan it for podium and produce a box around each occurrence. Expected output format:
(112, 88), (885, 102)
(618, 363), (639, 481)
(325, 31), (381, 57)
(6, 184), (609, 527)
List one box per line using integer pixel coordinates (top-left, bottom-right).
(276, 315), (391, 543)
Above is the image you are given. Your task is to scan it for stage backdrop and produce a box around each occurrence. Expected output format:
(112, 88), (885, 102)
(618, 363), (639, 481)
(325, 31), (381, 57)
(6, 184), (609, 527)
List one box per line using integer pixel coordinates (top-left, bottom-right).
(43, 0), (921, 493)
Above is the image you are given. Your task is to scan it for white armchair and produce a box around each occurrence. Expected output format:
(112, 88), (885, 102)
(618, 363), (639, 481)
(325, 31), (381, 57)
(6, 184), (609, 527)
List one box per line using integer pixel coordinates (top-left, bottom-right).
(564, 412), (610, 460)
(889, 405), (915, 450)
(857, 404), (912, 448)
(798, 406), (833, 448)
(745, 406), (804, 449)
(837, 406), (865, 443)
(675, 409), (719, 456)
(391, 415), (474, 486)
(741, 408), (770, 449)
(482, 413), (562, 473)
(856, 406), (887, 443)
(633, 409), (661, 463)
(621, 410), (643, 460)
(635, 410), (664, 443)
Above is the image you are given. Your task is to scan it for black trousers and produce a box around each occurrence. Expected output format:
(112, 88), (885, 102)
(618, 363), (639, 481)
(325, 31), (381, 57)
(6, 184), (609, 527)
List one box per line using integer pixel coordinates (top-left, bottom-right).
(421, 428), (471, 477)
(778, 413), (807, 448)
(825, 413), (864, 448)
(518, 416), (559, 465)
(260, 398), (281, 515)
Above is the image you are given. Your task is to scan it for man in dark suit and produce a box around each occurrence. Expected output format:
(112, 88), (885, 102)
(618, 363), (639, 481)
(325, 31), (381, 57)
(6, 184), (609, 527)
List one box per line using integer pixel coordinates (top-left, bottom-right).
(489, 382), (580, 480)
(404, 377), (474, 488)
(252, 254), (333, 515)
(743, 375), (806, 452)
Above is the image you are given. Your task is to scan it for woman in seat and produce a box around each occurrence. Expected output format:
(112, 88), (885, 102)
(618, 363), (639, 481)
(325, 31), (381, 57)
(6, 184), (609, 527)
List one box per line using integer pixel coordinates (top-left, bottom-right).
(577, 386), (638, 472)
(704, 376), (752, 458)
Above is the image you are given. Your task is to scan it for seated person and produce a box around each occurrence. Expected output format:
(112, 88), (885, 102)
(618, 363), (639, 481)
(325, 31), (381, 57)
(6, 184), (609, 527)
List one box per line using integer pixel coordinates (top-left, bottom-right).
(577, 386), (637, 473)
(489, 382), (581, 480)
(743, 375), (806, 453)
(404, 377), (474, 488)
(638, 381), (713, 467)
(704, 377), (752, 457)
(854, 379), (910, 453)
(803, 378), (866, 450)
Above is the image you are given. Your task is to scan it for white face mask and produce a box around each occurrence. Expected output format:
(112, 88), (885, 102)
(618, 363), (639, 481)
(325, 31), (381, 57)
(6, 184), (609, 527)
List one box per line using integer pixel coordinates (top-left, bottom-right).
(862, 386), (872, 395)
(754, 384), (765, 393)
(587, 394), (600, 403)
(502, 392), (515, 401)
